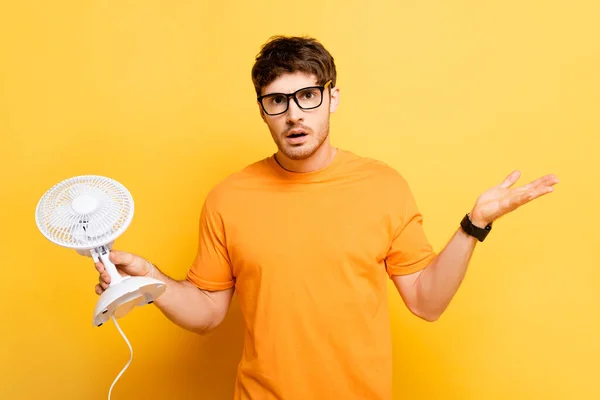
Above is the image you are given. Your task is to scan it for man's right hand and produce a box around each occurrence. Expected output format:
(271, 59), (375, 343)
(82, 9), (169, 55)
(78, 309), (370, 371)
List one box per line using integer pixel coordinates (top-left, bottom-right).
(93, 248), (234, 335)
(94, 250), (155, 295)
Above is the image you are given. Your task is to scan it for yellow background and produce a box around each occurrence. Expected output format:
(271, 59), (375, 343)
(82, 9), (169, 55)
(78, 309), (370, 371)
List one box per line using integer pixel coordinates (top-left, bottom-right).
(1, 1), (598, 399)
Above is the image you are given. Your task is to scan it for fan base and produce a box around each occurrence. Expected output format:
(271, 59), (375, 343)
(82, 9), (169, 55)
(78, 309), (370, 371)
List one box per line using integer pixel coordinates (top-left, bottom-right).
(93, 276), (166, 327)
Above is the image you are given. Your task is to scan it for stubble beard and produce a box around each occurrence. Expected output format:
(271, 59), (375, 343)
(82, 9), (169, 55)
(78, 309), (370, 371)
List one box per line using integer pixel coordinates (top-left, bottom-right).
(276, 121), (330, 160)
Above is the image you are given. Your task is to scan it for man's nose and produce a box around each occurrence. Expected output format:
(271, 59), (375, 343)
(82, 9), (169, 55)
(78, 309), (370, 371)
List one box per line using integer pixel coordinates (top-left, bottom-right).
(286, 98), (303, 124)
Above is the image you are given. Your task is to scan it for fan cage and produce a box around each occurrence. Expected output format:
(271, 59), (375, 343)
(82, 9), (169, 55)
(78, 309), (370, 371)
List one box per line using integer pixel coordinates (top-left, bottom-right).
(35, 175), (134, 250)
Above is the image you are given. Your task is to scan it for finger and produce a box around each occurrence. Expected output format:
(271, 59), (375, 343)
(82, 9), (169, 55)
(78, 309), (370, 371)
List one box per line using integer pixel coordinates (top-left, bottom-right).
(100, 271), (111, 285)
(99, 279), (109, 290)
(95, 284), (104, 295)
(539, 174), (559, 188)
(529, 184), (555, 201)
(95, 262), (105, 274)
(511, 184), (555, 207)
(500, 170), (521, 189)
(525, 174), (559, 191)
(109, 250), (136, 266)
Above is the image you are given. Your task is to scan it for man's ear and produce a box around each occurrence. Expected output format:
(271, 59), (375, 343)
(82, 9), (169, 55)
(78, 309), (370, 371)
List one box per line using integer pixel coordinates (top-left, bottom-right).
(329, 86), (340, 113)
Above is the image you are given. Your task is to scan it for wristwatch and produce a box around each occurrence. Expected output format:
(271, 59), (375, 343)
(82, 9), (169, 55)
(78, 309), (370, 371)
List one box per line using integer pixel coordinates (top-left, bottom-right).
(460, 213), (492, 242)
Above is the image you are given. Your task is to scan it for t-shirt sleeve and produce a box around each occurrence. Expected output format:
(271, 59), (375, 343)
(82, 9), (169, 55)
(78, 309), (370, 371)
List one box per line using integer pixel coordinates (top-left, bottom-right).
(385, 177), (437, 277)
(186, 197), (235, 291)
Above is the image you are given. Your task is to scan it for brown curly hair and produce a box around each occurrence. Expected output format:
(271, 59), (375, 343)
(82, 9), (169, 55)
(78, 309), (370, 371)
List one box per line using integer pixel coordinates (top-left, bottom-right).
(251, 35), (337, 97)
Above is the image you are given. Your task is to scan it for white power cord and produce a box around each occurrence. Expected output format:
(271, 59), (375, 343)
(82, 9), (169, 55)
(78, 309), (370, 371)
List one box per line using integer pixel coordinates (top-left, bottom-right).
(108, 314), (133, 400)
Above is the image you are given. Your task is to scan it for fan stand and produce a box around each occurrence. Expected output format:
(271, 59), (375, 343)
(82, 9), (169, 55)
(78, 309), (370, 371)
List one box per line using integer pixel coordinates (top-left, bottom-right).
(90, 245), (166, 327)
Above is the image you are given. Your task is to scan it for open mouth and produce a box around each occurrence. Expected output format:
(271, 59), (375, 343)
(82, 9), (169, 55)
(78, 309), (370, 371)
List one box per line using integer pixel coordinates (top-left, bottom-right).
(287, 129), (308, 139)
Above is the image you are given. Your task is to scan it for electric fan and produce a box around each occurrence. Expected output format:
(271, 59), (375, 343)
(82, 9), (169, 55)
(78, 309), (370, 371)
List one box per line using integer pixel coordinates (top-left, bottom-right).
(34, 175), (166, 326)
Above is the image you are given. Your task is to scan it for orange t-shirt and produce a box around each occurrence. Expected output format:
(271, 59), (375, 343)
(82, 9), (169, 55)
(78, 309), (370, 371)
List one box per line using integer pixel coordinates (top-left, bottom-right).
(187, 148), (436, 400)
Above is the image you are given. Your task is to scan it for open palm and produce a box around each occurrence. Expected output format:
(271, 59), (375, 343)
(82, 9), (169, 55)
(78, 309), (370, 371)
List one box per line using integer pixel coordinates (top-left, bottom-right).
(470, 170), (559, 227)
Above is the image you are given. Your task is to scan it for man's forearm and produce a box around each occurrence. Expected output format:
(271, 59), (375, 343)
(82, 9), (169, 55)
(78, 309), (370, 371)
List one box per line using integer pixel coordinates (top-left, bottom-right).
(396, 170), (558, 321)
(414, 228), (478, 320)
(150, 266), (230, 334)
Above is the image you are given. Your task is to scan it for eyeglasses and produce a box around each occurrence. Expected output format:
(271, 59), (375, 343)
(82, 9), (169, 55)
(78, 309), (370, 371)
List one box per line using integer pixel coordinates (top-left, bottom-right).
(257, 80), (333, 116)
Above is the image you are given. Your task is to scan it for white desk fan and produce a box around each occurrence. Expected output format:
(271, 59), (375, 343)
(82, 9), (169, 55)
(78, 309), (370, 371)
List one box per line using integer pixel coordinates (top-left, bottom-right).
(35, 175), (166, 326)
(35, 174), (166, 398)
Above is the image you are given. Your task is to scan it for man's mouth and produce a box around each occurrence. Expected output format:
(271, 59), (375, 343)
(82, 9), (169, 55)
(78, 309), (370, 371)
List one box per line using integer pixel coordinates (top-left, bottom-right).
(287, 129), (308, 138)
(285, 129), (309, 144)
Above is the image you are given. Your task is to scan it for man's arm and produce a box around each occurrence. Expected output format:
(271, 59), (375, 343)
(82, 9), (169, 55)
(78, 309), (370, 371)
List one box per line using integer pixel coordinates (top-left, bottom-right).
(392, 227), (476, 322)
(95, 251), (234, 335)
(151, 266), (234, 334)
(392, 170), (558, 322)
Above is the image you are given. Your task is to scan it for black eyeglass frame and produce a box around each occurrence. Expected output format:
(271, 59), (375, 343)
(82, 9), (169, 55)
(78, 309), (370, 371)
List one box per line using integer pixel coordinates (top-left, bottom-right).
(257, 79), (333, 116)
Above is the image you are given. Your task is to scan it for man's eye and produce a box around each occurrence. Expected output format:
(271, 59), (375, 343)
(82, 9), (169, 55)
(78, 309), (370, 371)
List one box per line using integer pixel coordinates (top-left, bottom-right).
(298, 89), (318, 100)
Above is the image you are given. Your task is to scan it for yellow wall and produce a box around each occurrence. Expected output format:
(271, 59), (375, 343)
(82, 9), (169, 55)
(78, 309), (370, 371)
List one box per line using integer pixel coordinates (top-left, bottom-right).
(1, 1), (598, 399)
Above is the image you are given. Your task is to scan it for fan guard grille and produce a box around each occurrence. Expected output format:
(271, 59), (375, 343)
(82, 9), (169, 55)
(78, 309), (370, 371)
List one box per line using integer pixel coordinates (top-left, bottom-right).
(35, 175), (134, 250)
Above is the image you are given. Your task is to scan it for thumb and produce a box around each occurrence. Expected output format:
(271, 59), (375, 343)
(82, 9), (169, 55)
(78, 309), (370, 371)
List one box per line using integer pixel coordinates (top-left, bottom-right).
(108, 249), (150, 277)
(109, 250), (137, 266)
(499, 170), (521, 189)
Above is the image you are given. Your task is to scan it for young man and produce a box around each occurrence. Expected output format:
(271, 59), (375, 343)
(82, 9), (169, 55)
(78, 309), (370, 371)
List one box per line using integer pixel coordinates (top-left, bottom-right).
(96, 36), (558, 399)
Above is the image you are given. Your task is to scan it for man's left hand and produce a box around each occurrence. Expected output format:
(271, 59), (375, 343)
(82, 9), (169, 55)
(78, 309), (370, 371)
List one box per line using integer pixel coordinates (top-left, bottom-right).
(469, 170), (559, 227)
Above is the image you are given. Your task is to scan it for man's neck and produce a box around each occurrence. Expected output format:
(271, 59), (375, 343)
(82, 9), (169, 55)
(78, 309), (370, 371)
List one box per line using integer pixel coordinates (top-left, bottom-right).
(275, 143), (337, 173)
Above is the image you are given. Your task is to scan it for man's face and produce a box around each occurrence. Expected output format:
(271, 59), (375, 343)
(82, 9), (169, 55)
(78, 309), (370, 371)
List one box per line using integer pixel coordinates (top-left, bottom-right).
(258, 72), (339, 161)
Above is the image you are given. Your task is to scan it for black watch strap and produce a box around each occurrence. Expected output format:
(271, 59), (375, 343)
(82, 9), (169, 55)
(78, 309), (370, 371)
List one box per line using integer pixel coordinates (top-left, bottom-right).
(460, 213), (492, 242)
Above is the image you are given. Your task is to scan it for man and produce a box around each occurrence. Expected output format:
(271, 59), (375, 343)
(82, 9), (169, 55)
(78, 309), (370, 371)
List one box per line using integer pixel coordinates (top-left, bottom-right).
(96, 36), (558, 399)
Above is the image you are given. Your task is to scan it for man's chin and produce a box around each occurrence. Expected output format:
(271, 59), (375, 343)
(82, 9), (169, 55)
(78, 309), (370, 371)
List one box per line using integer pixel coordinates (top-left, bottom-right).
(282, 149), (314, 161)
(275, 142), (312, 160)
